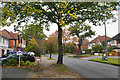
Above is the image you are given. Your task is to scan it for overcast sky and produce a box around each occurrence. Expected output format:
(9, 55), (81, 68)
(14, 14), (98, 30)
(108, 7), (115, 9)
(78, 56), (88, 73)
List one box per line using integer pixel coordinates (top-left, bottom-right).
(1, 18), (118, 42)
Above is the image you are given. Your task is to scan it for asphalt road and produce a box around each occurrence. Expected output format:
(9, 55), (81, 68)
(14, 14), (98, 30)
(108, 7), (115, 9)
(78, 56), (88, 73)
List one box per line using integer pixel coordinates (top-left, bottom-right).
(49, 54), (119, 78)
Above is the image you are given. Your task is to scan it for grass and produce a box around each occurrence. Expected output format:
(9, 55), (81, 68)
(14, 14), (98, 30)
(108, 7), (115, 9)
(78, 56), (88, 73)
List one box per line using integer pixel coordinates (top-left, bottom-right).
(89, 58), (120, 66)
(47, 58), (54, 60)
(53, 64), (68, 72)
(68, 54), (91, 58)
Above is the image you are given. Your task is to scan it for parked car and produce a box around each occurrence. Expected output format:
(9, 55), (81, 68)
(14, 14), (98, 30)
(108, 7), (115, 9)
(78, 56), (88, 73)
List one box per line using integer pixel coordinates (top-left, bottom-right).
(2, 52), (17, 58)
(1, 53), (35, 65)
(2, 51), (28, 58)
(27, 52), (35, 56)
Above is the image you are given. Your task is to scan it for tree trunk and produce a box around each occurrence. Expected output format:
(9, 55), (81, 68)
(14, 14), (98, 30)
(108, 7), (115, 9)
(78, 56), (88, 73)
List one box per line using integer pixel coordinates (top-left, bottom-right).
(78, 38), (82, 55)
(50, 52), (52, 58)
(57, 25), (63, 64)
(63, 43), (65, 55)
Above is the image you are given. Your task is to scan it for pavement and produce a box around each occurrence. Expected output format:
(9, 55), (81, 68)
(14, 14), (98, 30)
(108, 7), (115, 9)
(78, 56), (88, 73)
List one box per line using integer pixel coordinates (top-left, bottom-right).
(26, 55), (81, 78)
(50, 54), (119, 79)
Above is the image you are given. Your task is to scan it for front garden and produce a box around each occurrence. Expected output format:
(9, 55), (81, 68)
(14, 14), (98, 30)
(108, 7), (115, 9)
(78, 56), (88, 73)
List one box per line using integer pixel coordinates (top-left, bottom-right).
(2, 59), (35, 68)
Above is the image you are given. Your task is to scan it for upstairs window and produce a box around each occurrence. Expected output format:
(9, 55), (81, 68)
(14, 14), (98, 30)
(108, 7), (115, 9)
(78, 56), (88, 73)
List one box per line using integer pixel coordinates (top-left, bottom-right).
(0, 36), (1, 42)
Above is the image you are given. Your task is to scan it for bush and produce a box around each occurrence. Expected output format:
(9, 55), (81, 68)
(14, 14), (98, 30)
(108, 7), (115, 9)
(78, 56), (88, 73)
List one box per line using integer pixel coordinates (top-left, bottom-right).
(30, 62), (35, 66)
(6, 59), (17, 66)
(20, 59), (25, 66)
(65, 46), (74, 53)
(92, 44), (104, 52)
(108, 46), (118, 52)
(85, 49), (92, 54)
(25, 60), (31, 66)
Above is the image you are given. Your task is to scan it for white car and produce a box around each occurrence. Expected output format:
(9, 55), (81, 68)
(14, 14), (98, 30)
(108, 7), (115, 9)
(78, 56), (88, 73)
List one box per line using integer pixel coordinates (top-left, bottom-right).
(27, 52), (35, 56)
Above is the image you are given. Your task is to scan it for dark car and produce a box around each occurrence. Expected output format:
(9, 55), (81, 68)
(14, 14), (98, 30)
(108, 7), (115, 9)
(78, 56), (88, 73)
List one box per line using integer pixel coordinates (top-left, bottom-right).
(2, 52), (17, 58)
(2, 51), (27, 58)
(1, 53), (35, 65)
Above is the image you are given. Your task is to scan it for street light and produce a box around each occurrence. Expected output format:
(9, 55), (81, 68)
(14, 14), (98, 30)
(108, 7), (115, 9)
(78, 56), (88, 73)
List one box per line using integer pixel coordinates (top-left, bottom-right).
(102, 21), (107, 60)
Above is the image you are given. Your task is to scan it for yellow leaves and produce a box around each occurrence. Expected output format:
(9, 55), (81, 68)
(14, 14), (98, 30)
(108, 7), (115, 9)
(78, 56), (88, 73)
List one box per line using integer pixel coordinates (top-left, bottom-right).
(37, 10), (42, 13)
(67, 10), (70, 14)
(60, 11), (63, 14)
(69, 12), (77, 19)
(7, 5), (9, 8)
(18, 2), (20, 5)
(29, 38), (38, 46)
(21, 3), (24, 5)
(11, 2), (13, 4)
(71, 8), (74, 10)
(69, 13), (73, 16)
(75, 8), (77, 10)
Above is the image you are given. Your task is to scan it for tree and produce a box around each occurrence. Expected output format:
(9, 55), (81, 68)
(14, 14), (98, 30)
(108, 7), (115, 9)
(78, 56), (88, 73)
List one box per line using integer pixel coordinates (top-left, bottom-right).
(92, 44), (104, 53)
(26, 38), (40, 56)
(19, 24), (46, 47)
(44, 36), (58, 58)
(50, 29), (71, 54)
(2, 2), (118, 64)
(68, 22), (95, 55)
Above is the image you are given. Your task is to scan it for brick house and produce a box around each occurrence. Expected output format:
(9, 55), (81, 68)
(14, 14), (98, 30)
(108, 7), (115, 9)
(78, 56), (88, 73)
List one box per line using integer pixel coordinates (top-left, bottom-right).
(0, 29), (26, 52)
(108, 33), (120, 48)
(87, 35), (111, 49)
(0, 34), (14, 57)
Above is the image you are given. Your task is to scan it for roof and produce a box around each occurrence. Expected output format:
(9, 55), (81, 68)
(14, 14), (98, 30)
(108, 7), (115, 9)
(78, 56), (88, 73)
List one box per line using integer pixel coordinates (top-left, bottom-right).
(0, 34), (8, 40)
(109, 33), (120, 41)
(0, 29), (15, 40)
(13, 33), (18, 39)
(88, 35), (111, 45)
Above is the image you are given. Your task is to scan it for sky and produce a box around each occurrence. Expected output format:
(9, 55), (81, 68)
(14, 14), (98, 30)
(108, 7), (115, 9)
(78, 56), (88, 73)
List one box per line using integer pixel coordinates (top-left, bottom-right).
(1, 18), (118, 42)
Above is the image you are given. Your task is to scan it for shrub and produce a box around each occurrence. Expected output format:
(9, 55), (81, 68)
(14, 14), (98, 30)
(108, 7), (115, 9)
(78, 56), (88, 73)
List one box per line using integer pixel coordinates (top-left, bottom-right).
(108, 46), (118, 52)
(6, 59), (17, 66)
(20, 59), (25, 66)
(65, 46), (74, 53)
(85, 49), (92, 54)
(25, 60), (31, 66)
(92, 44), (104, 52)
(30, 62), (35, 66)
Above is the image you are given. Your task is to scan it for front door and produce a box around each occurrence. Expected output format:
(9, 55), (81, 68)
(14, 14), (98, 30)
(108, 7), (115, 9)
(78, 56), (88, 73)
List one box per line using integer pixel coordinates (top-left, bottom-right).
(2, 49), (5, 56)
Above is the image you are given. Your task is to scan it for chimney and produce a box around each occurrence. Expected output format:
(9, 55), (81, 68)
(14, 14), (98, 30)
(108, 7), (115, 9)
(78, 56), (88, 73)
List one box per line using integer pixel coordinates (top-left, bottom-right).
(10, 31), (13, 36)
(98, 35), (100, 37)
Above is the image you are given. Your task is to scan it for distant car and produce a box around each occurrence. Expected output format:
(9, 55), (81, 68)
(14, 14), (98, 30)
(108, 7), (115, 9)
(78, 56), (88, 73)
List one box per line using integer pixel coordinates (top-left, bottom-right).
(27, 52), (35, 56)
(82, 51), (85, 54)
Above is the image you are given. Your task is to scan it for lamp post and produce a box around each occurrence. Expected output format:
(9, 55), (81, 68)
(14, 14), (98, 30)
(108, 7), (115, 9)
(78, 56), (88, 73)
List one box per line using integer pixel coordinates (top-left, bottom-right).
(102, 22), (107, 60)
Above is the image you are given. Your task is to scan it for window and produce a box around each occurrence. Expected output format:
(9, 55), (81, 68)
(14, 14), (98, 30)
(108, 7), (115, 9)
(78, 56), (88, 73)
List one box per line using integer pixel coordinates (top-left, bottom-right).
(3, 38), (5, 44)
(13, 40), (15, 46)
(0, 36), (1, 42)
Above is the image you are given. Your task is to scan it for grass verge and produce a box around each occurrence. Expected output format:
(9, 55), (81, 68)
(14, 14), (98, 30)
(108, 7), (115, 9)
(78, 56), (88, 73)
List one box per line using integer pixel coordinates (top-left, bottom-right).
(47, 58), (54, 60)
(68, 54), (91, 58)
(53, 64), (68, 72)
(89, 58), (120, 66)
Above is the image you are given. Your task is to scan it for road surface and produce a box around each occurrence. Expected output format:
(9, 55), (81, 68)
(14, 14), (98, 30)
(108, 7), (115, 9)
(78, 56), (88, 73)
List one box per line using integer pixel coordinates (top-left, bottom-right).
(49, 54), (119, 79)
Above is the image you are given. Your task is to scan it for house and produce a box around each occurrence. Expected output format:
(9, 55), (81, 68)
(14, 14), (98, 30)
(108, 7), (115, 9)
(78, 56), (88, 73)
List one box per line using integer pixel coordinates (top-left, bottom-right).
(108, 33), (120, 48)
(81, 38), (89, 50)
(0, 34), (14, 57)
(0, 29), (26, 52)
(87, 35), (111, 49)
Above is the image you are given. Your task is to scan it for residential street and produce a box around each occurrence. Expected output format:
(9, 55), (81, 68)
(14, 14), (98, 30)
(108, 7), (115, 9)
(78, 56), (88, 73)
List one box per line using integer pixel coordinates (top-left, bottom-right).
(50, 54), (119, 78)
